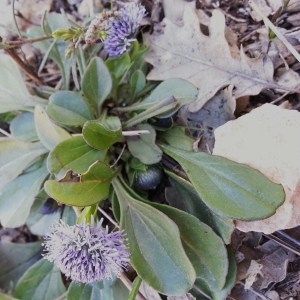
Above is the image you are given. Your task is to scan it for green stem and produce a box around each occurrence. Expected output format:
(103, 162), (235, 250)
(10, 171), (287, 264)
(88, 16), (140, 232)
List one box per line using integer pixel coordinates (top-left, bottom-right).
(124, 99), (178, 129)
(128, 276), (143, 300)
(116, 95), (175, 113)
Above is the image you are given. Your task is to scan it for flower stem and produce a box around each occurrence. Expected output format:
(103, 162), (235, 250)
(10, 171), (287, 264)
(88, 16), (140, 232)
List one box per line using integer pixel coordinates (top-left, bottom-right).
(128, 276), (143, 300)
(119, 273), (146, 300)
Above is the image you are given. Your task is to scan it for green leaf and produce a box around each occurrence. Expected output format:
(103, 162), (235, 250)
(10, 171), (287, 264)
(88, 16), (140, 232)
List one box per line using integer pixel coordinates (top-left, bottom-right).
(61, 205), (77, 225)
(0, 292), (19, 300)
(26, 191), (62, 236)
(0, 161), (49, 228)
(166, 172), (234, 244)
(150, 203), (228, 290)
(137, 78), (198, 117)
(47, 136), (107, 179)
(112, 178), (196, 295)
(0, 54), (37, 113)
(163, 145), (285, 220)
(0, 139), (47, 191)
(44, 162), (114, 206)
(106, 54), (132, 99)
(82, 57), (112, 113)
(47, 91), (94, 126)
(130, 70), (146, 97)
(10, 112), (38, 142)
(34, 105), (71, 151)
(126, 124), (162, 164)
(0, 242), (42, 292)
(15, 259), (66, 300)
(67, 279), (129, 300)
(161, 126), (194, 151)
(192, 248), (237, 300)
(28, 13), (72, 89)
(106, 53), (131, 80)
(83, 117), (124, 150)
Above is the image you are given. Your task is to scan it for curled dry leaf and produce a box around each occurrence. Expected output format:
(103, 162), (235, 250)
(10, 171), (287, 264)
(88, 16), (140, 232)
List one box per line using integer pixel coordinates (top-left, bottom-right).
(244, 260), (263, 290)
(178, 85), (236, 153)
(145, 5), (298, 112)
(213, 104), (300, 234)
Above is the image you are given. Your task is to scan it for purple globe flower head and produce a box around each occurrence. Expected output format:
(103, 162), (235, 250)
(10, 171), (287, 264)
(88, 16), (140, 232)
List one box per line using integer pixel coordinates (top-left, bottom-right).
(42, 219), (130, 284)
(103, 3), (146, 57)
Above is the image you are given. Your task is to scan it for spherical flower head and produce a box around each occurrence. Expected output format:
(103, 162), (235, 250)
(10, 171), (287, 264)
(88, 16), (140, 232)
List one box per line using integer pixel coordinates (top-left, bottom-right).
(42, 219), (130, 284)
(103, 3), (146, 57)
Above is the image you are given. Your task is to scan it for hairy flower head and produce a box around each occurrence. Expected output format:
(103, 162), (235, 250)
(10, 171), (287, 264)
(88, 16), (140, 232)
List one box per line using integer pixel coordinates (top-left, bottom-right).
(103, 3), (146, 57)
(43, 219), (130, 284)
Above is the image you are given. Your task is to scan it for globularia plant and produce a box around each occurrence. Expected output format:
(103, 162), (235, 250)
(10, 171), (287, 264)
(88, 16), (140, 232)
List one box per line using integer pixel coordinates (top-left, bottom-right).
(0, 2), (284, 300)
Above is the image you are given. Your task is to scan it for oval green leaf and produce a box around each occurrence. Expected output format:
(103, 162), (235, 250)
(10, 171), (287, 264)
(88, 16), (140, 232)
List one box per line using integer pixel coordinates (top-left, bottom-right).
(67, 279), (129, 300)
(82, 57), (112, 113)
(112, 178), (196, 295)
(192, 248), (237, 299)
(150, 203), (228, 290)
(166, 171), (234, 244)
(0, 161), (49, 228)
(26, 190), (63, 236)
(126, 124), (162, 164)
(15, 259), (66, 300)
(34, 105), (70, 151)
(163, 145), (285, 220)
(0, 139), (47, 191)
(47, 136), (107, 179)
(0, 242), (42, 292)
(0, 54), (37, 113)
(47, 91), (93, 126)
(160, 126), (194, 151)
(10, 112), (38, 142)
(106, 53), (131, 80)
(83, 117), (124, 150)
(44, 162), (114, 206)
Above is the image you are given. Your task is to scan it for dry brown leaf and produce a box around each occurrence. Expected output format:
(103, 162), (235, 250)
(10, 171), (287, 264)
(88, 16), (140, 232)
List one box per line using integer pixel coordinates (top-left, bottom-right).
(213, 104), (300, 233)
(178, 85), (236, 153)
(244, 260), (263, 289)
(145, 6), (297, 112)
(287, 0), (300, 13)
(255, 247), (292, 289)
(0, 0), (51, 37)
(249, 0), (282, 21)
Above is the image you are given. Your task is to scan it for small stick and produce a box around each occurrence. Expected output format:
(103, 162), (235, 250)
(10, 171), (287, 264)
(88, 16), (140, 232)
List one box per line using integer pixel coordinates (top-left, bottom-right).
(98, 207), (119, 228)
(110, 144), (126, 168)
(0, 128), (11, 138)
(3, 36), (52, 49)
(4, 49), (43, 84)
(271, 91), (289, 104)
(122, 130), (150, 136)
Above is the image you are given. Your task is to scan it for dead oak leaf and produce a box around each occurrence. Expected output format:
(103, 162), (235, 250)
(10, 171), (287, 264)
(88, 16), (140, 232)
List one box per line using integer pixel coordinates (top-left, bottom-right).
(145, 6), (295, 112)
